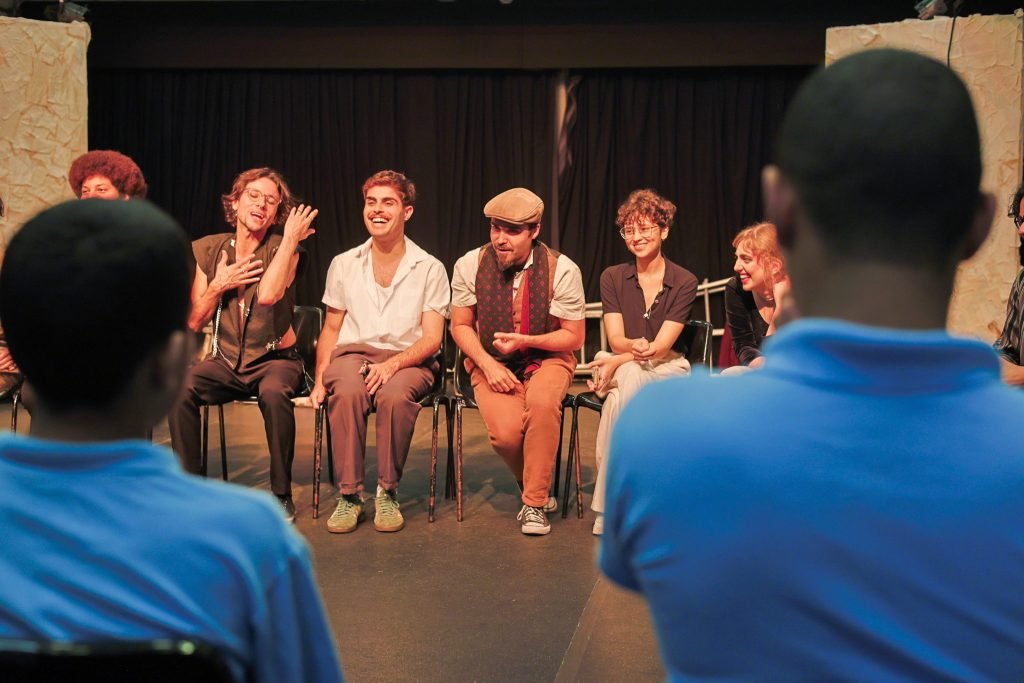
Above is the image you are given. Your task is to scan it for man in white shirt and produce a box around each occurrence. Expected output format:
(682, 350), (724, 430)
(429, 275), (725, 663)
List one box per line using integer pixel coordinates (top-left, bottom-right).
(450, 187), (585, 535)
(310, 171), (450, 534)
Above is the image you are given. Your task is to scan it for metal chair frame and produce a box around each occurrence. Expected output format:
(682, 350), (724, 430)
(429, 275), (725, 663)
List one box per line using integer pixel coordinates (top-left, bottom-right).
(198, 305), (323, 481)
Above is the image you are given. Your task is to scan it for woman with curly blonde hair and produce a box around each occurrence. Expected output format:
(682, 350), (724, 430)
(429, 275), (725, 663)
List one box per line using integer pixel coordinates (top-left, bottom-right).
(725, 222), (790, 369)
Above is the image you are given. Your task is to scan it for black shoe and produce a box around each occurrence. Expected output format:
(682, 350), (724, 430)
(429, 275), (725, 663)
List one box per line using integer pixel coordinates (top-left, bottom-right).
(276, 494), (296, 524)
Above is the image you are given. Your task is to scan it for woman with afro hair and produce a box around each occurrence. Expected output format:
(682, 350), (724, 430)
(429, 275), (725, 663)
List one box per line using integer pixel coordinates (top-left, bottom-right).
(68, 150), (148, 200)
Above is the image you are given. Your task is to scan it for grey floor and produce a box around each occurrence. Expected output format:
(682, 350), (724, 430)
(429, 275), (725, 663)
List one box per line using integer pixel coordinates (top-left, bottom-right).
(4, 385), (664, 683)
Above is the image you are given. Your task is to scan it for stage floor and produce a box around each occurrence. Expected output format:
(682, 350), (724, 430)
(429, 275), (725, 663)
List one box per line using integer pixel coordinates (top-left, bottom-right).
(4, 383), (663, 682)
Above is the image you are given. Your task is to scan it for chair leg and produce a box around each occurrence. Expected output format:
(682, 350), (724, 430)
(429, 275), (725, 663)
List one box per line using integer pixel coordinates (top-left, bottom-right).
(445, 398), (455, 499)
(217, 404), (228, 482)
(200, 405), (209, 477)
(429, 397), (441, 523)
(455, 400), (464, 522)
(552, 404), (566, 498)
(312, 406), (323, 520)
(574, 415), (584, 519)
(326, 416), (336, 486)
(562, 404), (580, 519)
(10, 390), (19, 433)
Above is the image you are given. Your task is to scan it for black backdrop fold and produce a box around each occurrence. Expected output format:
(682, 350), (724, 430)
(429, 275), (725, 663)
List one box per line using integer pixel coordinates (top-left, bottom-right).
(88, 66), (808, 308)
(558, 67), (810, 301)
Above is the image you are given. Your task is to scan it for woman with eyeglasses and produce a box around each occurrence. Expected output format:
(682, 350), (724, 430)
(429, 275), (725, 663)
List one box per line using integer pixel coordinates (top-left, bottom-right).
(68, 150), (148, 200)
(586, 189), (698, 535)
(724, 222), (790, 372)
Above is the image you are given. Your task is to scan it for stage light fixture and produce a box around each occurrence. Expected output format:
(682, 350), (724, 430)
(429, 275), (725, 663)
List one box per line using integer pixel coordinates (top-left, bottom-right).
(44, 0), (87, 23)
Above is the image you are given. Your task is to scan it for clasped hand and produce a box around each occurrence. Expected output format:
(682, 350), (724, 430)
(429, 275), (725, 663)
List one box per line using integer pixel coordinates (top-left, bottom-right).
(492, 331), (527, 356)
(211, 251), (264, 293)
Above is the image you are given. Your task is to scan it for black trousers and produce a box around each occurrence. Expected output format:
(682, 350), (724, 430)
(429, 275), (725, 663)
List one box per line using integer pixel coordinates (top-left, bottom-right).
(168, 352), (303, 495)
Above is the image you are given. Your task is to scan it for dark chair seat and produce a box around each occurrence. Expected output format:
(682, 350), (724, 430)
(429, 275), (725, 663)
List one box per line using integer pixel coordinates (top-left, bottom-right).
(0, 638), (235, 683)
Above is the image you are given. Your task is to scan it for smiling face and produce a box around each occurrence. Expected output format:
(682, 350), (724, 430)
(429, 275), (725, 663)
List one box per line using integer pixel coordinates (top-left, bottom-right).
(231, 176), (281, 235)
(80, 175), (124, 200)
(621, 218), (668, 261)
(363, 184), (413, 241)
(734, 243), (772, 292)
(490, 219), (540, 272)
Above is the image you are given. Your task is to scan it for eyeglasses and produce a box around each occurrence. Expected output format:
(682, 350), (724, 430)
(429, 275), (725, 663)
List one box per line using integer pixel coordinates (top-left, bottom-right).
(619, 224), (660, 240)
(242, 187), (281, 207)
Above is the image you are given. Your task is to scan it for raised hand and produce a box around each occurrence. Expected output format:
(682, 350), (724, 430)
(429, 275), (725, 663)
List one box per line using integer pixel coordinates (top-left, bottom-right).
(284, 204), (318, 243)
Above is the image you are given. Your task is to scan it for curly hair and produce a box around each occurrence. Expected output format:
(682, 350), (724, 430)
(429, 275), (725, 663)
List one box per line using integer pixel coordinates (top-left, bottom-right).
(221, 168), (296, 230)
(615, 189), (676, 231)
(68, 150), (148, 199)
(732, 222), (787, 292)
(362, 170), (416, 207)
(1008, 182), (1024, 222)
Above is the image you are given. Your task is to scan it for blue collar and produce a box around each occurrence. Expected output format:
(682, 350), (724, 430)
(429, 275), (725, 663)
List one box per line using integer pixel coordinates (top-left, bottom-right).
(763, 318), (1000, 394)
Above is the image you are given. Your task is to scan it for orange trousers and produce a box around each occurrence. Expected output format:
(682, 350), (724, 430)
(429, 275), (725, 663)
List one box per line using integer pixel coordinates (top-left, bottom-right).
(470, 355), (574, 507)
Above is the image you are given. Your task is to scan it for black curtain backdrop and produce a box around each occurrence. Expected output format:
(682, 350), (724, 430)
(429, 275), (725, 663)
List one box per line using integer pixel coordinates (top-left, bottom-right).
(88, 66), (808, 308)
(559, 67), (810, 301)
(88, 69), (556, 306)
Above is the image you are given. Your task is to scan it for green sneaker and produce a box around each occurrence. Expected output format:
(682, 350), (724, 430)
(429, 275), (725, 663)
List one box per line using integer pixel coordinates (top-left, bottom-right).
(374, 487), (405, 532)
(326, 494), (364, 534)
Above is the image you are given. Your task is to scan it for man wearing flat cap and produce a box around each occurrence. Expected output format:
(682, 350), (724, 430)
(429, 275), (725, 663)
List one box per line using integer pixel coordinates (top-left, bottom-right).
(451, 187), (585, 535)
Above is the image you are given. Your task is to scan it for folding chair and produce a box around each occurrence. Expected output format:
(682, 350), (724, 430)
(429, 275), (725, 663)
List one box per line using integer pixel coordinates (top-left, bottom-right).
(199, 305), (322, 480)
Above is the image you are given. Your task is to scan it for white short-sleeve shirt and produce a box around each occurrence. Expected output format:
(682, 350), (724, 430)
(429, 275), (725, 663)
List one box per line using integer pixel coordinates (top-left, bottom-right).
(450, 246), (586, 321)
(322, 236), (451, 352)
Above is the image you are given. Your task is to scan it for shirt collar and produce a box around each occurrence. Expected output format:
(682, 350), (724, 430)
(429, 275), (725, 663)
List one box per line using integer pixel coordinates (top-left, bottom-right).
(355, 236), (428, 266)
(625, 258), (679, 288)
(763, 318), (1000, 394)
(0, 435), (180, 474)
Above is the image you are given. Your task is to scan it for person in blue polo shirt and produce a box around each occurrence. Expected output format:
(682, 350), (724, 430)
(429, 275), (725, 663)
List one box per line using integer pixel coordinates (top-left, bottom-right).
(601, 49), (1024, 680)
(0, 200), (343, 683)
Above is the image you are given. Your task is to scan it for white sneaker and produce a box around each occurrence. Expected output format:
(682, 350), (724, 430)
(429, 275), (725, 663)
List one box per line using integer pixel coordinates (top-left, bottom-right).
(517, 504), (551, 535)
(542, 496), (558, 513)
(592, 513), (604, 536)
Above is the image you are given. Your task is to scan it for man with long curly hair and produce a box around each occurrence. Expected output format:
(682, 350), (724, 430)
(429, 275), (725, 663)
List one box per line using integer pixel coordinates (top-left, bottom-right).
(68, 150), (148, 200)
(168, 167), (317, 522)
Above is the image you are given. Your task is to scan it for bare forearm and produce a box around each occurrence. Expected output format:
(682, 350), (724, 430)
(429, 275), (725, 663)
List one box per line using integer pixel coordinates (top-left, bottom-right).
(257, 236), (300, 306)
(388, 333), (442, 371)
(188, 287), (224, 332)
(452, 323), (495, 369)
(1001, 358), (1024, 386)
(607, 334), (641, 354)
(521, 327), (582, 353)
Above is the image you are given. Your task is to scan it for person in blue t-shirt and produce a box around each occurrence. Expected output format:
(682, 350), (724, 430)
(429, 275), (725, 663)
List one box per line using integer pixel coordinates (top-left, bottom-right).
(0, 200), (343, 683)
(601, 49), (1024, 680)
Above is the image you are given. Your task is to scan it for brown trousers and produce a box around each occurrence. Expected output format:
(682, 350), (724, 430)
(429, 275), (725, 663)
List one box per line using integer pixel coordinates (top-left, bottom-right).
(322, 344), (435, 495)
(470, 355), (574, 508)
